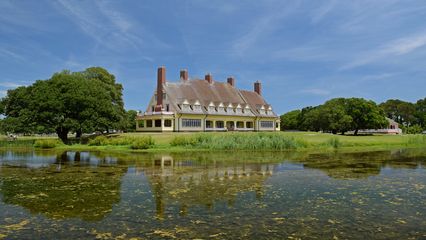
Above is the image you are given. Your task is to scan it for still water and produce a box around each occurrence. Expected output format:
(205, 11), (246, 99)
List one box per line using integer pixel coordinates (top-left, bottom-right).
(0, 149), (425, 239)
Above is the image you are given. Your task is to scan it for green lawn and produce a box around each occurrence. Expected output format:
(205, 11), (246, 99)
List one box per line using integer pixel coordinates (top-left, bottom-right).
(1, 132), (425, 153)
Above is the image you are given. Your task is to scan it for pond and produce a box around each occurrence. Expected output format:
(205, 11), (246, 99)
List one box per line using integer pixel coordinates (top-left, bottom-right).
(0, 149), (425, 239)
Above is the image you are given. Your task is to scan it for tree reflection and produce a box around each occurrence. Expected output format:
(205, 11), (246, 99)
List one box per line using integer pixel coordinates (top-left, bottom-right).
(0, 151), (127, 221)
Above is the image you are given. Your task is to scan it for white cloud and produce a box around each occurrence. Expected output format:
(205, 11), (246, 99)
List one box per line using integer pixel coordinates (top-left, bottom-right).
(0, 90), (7, 97)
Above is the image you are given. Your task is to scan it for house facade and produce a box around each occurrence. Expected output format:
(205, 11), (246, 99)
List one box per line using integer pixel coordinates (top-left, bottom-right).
(356, 118), (402, 134)
(136, 66), (280, 132)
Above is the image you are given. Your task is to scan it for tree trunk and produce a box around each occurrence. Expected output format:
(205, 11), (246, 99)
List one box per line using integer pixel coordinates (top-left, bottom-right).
(56, 127), (69, 144)
(76, 129), (82, 138)
(354, 129), (359, 136)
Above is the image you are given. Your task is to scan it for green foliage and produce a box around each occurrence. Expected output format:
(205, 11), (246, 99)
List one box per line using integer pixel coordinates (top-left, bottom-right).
(280, 110), (300, 130)
(0, 139), (35, 148)
(130, 136), (155, 149)
(0, 67), (126, 143)
(379, 99), (416, 126)
(124, 110), (137, 132)
(406, 135), (426, 145)
(281, 97), (387, 135)
(88, 136), (108, 146)
(415, 97), (426, 128)
(402, 124), (424, 134)
(34, 139), (61, 149)
(325, 137), (342, 149)
(88, 135), (155, 149)
(170, 133), (307, 150)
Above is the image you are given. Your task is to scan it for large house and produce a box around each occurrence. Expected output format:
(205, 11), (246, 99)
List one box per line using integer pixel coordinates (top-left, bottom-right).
(136, 67), (280, 132)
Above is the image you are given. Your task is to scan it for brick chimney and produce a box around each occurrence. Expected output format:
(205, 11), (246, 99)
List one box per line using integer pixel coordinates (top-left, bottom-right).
(155, 66), (166, 111)
(227, 77), (235, 87)
(254, 81), (261, 95)
(180, 69), (188, 81)
(205, 73), (213, 84)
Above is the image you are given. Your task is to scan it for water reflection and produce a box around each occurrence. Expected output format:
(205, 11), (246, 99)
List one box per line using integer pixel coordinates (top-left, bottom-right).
(0, 149), (425, 239)
(0, 151), (126, 221)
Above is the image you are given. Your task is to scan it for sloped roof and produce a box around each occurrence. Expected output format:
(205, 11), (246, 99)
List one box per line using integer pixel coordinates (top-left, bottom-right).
(162, 79), (277, 117)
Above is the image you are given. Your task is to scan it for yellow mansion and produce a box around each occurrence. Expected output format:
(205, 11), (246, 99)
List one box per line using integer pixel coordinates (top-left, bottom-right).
(136, 67), (280, 132)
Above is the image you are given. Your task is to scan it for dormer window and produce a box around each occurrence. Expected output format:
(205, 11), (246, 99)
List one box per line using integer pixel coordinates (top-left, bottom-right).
(182, 99), (191, 112)
(259, 105), (266, 115)
(217, 103), (225, 114)
(227, 103), (234, 114)
(208, 102), (216, 113)
(236, 104), (243, 115)
(193, 100), (202, 112)
(267, 106), (273, 115)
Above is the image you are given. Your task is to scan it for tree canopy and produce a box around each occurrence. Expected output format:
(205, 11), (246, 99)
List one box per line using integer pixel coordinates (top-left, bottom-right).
(0, 67), (126, 142)
(280, 97), (388, 135)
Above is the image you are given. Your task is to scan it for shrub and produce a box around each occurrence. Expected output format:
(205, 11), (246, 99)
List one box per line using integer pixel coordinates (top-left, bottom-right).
(88, 136), (108, 146)
(131, 136), (155, 149)
(34, 139), (60, 149)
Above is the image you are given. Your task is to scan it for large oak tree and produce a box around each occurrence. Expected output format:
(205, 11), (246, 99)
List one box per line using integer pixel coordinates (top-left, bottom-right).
(0, 67), (126, 143)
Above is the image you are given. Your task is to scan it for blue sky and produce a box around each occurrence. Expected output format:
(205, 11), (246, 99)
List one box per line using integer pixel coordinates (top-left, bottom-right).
(1, 0), (426, 114)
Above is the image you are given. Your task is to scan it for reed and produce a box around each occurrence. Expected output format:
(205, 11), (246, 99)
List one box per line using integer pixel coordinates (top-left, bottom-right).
(170, 133), (307, 150)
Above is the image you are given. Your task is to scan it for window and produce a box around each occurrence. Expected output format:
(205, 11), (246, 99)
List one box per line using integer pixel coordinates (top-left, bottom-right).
(137, 120), (144, 128)
(147, 120), (153, 127)
(164, 119), (172, 127)
(155, 119), (161, 127)
(276, 122), (279, 128)
(216, 121), (224, 128)
(151, 106), (155, 112)
(246, 122), (253, 128)
(206, 120), (213, 128)
(166, 104), (170, 112)
(237, 121), (244, 128)
(260, 121), (274, 128)
(182, 119), (201, 128)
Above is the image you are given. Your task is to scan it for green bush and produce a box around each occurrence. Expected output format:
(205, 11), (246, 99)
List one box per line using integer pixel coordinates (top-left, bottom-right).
(130, 136), (155, 149)
(88, 135), (155, 149)
(403, 124), (423, 134)
(34, 139), (60, 149)
(88, 136), (108, 146)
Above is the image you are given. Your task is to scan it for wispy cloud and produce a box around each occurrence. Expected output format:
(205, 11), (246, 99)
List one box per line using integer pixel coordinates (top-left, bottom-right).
(0, 82), (26, 88)
(231, 2), (299, 57)
(311, 0), (336, 24)
(54, 0), (165, 52)
(0, 48), (25, 61)
(341, 32), (426, 70)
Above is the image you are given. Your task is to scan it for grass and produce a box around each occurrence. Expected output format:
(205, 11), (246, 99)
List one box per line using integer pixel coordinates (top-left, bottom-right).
(1, 132), (425, 153)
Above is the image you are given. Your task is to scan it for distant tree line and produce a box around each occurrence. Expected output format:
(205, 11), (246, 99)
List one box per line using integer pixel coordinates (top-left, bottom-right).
(0, 67), (138, 143)
(280, 97), (426, 135)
